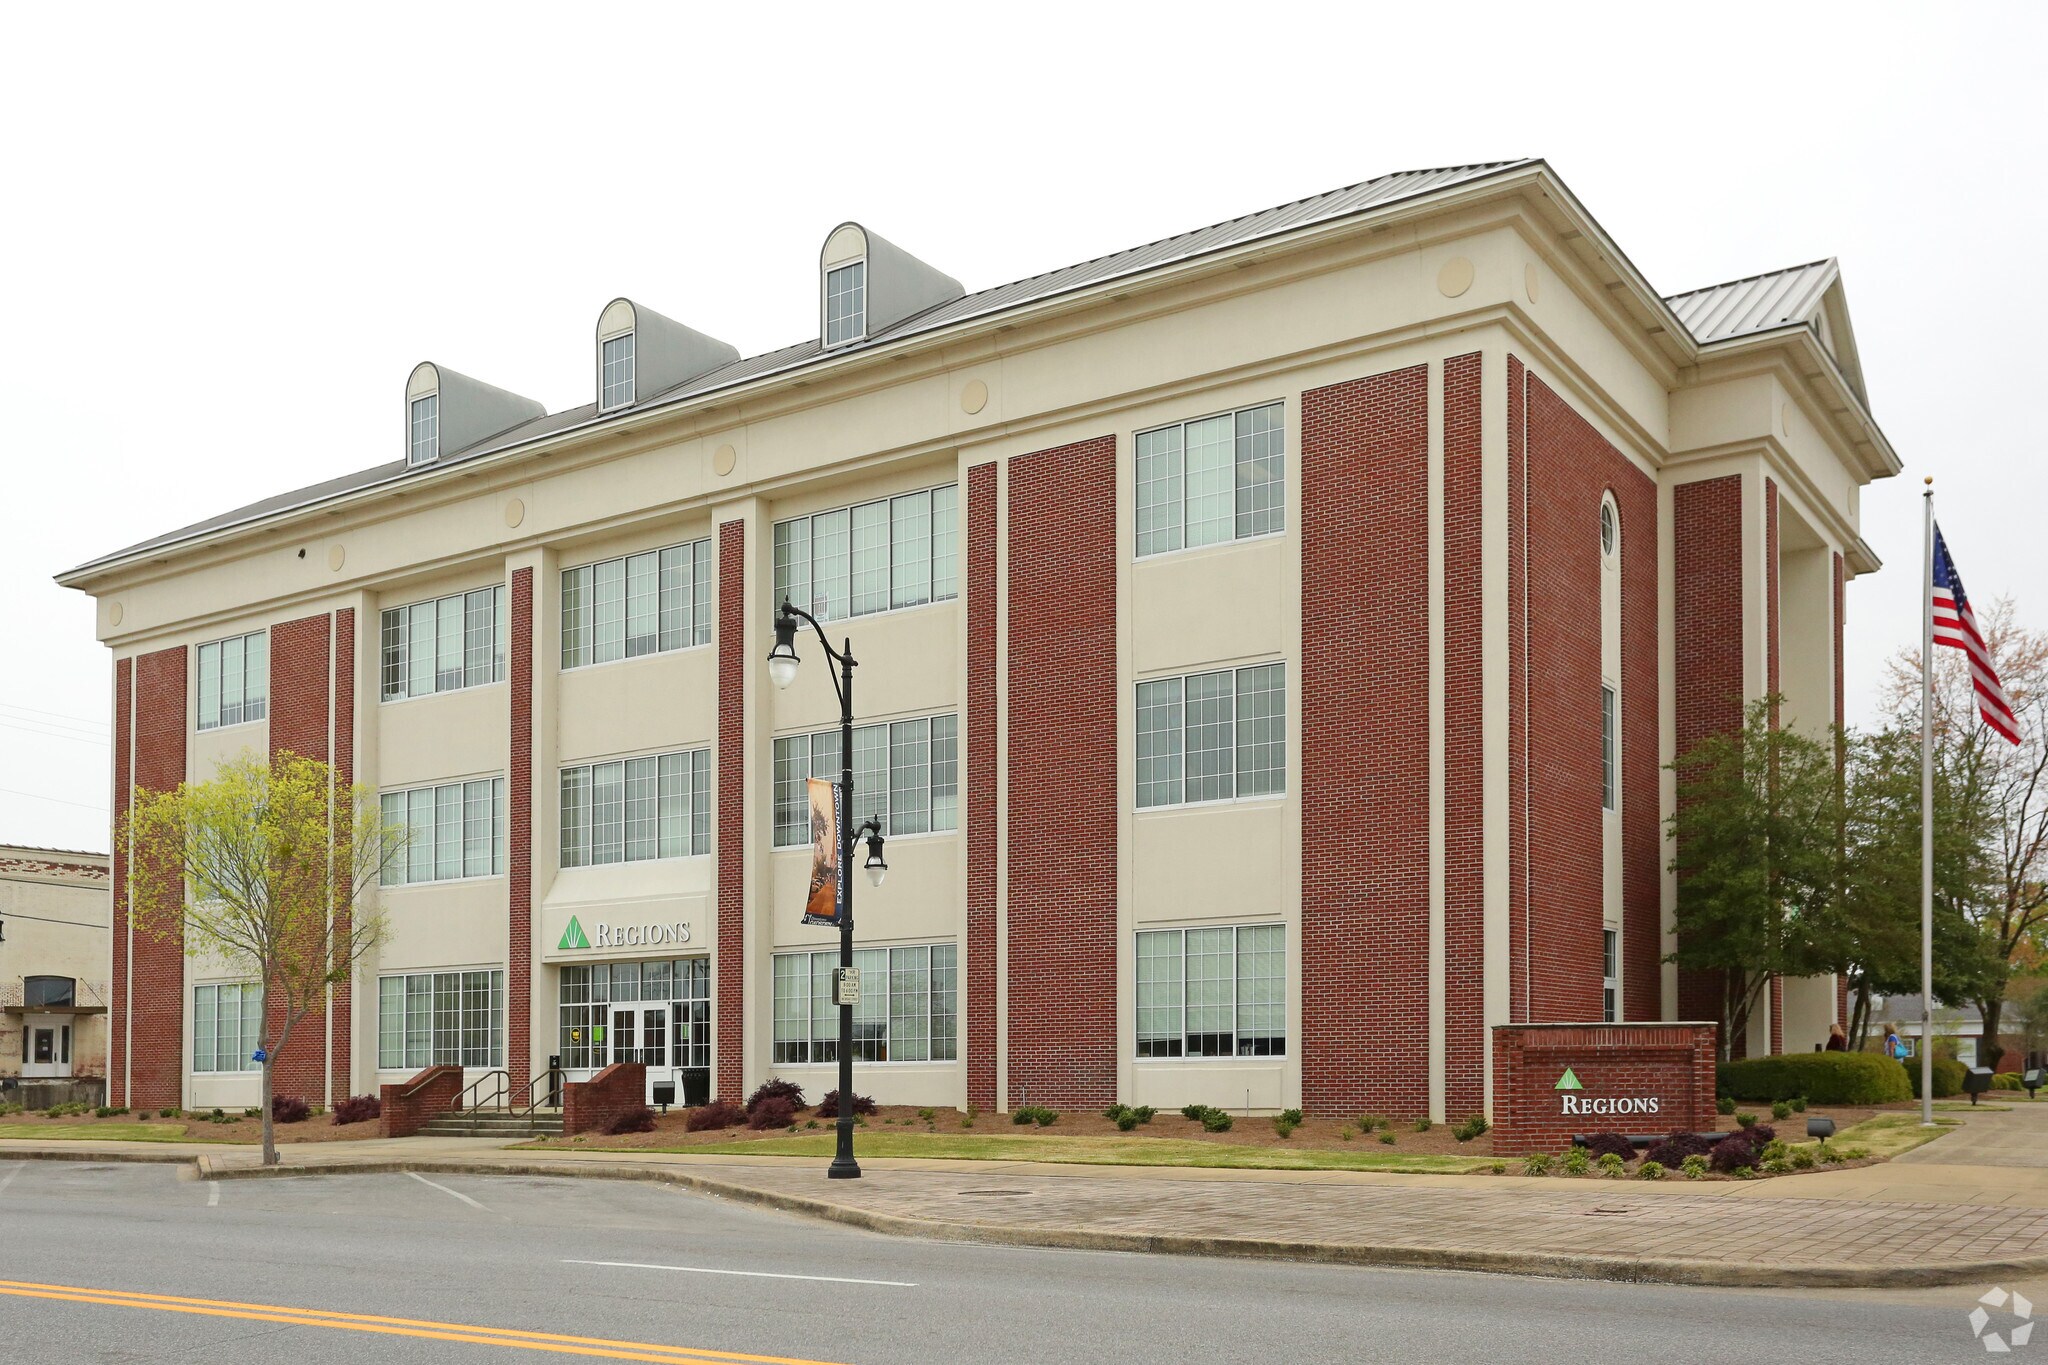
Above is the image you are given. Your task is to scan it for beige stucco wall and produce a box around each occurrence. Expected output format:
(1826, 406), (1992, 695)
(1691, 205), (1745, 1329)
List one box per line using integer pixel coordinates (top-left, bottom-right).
(0, 860), (111, 1082)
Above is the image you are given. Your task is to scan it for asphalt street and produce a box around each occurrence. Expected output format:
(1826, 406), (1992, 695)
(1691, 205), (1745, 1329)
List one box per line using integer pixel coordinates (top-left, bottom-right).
(0, 1159), (2018, 1363)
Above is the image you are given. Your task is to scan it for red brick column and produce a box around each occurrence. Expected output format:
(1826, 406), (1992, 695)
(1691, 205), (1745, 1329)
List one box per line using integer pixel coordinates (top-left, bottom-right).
(1765, 479), (1782, 1059)
(1490, 1022), (1718, 1156)
(1834, 551), (1847, 1031)
(127, 646), (188, 1112)
(965, 461), (999, 1113)
(1443, 352), (1486, 1120)
(1007, 435), (1117, 1111)
(378, 1064), (463, 1137)
(716, 521), (746, 1101)
(508, 570), (534, 1090)
(331, 608), (355, 1101)
(1508, 358), (1527, 1024)
(110, 657), (133, 1107)
(1302, 365), (1429, 1117)
(562, 1063), (648, 1135)
(267, 612), (334, 1103)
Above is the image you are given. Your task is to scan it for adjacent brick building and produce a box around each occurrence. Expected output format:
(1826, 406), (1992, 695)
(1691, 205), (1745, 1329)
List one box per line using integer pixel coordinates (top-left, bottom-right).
(61, 162), (1896, 1120)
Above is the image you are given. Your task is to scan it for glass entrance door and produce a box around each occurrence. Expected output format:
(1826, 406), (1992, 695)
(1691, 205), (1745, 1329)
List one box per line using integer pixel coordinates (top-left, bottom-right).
(22, 1017), (70, 1078)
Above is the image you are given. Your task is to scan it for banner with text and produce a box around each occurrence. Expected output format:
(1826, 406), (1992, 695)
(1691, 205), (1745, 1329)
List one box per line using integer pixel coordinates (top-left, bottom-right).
(802, 776), (845, 928)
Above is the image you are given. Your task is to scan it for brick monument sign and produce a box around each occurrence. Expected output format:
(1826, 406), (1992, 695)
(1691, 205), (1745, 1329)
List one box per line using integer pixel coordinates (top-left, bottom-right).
(1491, 1022), (1719, 1156)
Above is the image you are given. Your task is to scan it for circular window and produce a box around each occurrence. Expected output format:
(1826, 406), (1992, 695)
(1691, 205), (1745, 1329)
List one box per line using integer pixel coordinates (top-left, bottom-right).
(1600, 502), (1616, 557)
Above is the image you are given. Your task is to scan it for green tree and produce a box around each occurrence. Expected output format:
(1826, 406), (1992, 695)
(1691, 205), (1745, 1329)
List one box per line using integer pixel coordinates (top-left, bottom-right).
(121, 751), (399, 1165)
(1667, 698), (1846, 1060)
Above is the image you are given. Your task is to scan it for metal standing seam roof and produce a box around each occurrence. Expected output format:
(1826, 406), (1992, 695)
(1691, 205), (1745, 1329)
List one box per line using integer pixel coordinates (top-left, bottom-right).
(68, 161), (1851, 573)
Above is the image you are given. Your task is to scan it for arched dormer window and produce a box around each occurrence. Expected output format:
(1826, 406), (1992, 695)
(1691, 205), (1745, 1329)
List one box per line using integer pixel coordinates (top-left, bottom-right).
(822, 226), (868, 347)
(402, 362), (545, 468)
(407, 368), (440, 467)
(818, 223), (963, 350)
(598, 299), (637, 410)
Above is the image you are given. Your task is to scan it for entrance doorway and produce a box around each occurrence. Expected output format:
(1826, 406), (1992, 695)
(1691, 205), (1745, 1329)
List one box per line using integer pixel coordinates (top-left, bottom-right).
(21, 1016), (71, 1079)
(558, 958), (710, 1106)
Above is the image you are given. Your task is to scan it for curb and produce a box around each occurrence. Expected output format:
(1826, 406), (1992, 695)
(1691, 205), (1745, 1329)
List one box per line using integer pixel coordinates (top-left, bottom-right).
(191, 1154), (2048, 1290)
(2, 1148), (196, 1167)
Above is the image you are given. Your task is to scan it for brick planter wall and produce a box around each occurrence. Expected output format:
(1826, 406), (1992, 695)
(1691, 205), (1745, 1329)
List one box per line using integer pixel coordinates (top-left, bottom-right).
(563, 1063), (647, 1135)
(1491, 1022), (1718, 1156)
(378, 1065), (464, 1137)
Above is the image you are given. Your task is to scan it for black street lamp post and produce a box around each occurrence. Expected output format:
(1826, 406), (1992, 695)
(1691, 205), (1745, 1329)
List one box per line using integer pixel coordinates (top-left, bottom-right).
(768, 598), (888, 1180)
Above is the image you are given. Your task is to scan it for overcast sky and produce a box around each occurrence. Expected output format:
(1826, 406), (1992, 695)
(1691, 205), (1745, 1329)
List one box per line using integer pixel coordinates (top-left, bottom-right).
(2, 3), (2040, 853)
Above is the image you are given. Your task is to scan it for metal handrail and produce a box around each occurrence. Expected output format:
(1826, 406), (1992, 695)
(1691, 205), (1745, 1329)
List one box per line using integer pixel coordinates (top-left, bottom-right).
(508, 1064), (563, 1118)
(454, 1069), (508, 1114)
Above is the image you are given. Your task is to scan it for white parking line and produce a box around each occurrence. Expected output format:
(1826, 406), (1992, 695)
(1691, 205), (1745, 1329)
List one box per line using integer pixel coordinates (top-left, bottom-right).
(206, 1182), (220, 1207)
(0, 1163), (21, 1197)
(405, 1170), (490, 1211)
(563, 1259), (916, 1288)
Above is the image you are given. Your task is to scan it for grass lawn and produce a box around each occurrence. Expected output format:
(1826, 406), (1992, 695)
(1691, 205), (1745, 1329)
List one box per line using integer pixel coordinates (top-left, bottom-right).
(0, 1123), (193, 1143)
(1814, 1112), (1960, 1160)
(577, 1130), (1498, 1173)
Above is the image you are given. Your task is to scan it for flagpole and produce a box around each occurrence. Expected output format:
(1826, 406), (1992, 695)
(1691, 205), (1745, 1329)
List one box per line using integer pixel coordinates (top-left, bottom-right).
(1921, 477), (1935, 1128)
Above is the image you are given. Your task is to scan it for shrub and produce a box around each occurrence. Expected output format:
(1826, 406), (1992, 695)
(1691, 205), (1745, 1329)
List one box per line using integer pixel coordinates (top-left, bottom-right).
(1131, 1105), (1155, 1124)
(157, 1107), (178, 1119)
(1637, 1160), (1667, 1181)
(1716, 1097), (1737, 1115)
(1201, 1109), (1234, 1133)
(1790, 1146), (1817, 1170)
(1104, 1104), (1130, 1122)
(271, 1095), (310, 1124)
(1596, 1152), (1626, 1177)
(1273, 1116), (1298, 1138)
(1115, 1108), (1140, 1132)
(1358, 1113), (1385, 1133)
(1378, 1131), (1396, 1145)
(684, 1099), (744, 1132)
(1490, 1162), (1508, 1174)
(1452, 1114), (1489, 1142)
(1012, 1105), (1057, 1127)
(1735, 1111), (1758, 1129)
(1791, 1097), (1808, 1112)
(1820, 1145), (1847, 1164)
(1709, 1135), (1755, 1174)
(1731, 1165), (1757, 1180)
(1581, 1132), (1635, 1163)
(1278, 1108), (1303, 1126)
(1763, 1156), (1792, 1175)
(917, 1108), (936, 1125)
(1522, 1152), (1552, 1175)
(1770, 1101), (1792, 1120)
(1414, 1117), (1433, 1133)
(94, 1106), (115, 1118)
(747, 1096), (799, 1130)
(1562, 1146), (1591, 1176)
(1717, 1052), (1911, 1105)
(1745, 1124), (1776, 1147)
(1994, 1072), (2024, 1091)
(1181, 1104), (1208, 1120)
(331, 1095), (382, 1125)
(815, 1090), (876, 1118)
(136, 1111), (151, 1122)
(607, 1106), (656, 1135)
(1758, 1138), (1788, 1164)
(745, 1079), (807, 1114)
(1905, 1058), (1968, 1100)
(1643, 1131), (1715, 1168)
(1681, 1154), (1710, 1179)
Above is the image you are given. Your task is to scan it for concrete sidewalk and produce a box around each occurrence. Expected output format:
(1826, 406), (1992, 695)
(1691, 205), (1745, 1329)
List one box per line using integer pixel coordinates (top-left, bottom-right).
(8, 1104), (2047, 1289)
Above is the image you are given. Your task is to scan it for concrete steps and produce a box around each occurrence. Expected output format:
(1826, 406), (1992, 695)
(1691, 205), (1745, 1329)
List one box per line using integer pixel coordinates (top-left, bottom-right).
(416, 1111), (564, 1139)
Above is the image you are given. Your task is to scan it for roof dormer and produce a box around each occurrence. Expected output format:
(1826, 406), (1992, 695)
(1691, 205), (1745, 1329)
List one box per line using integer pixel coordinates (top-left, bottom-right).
(818, 223), (964, 349)
(404, 363), (546, 468)
(594, 298), (740, 412)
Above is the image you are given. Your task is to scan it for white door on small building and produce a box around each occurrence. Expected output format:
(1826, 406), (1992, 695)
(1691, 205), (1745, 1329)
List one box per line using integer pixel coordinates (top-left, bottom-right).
(21, 1014), (71, 1079)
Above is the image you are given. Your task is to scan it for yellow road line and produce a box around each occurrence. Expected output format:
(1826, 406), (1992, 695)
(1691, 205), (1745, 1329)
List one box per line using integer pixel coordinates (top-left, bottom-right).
(0, 1279), (849, 1364)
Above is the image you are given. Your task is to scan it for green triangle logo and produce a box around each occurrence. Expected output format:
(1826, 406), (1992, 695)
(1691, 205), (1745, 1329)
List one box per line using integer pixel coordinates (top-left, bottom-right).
(558, 916), (590, 951)
(1555, 1068), (1584, 1091)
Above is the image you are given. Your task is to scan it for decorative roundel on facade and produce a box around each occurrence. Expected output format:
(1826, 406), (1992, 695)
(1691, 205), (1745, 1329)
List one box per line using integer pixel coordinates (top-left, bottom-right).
(1600, 500), (1617, 557)
(328, 545), (346, 572)
(504, 498), (526, 529)
(107, 601), (124, 627)
(1437, 256), (1475, 298)
(1525, 262), (1540, 303)
(961, 379), (989, 415)
(713, 443), (738, 476)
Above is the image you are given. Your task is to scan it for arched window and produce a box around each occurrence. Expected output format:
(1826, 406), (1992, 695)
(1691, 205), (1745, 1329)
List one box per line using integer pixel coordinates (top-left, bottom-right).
(1600, 500), (1617, 558)
(23, 976), (74, 1008)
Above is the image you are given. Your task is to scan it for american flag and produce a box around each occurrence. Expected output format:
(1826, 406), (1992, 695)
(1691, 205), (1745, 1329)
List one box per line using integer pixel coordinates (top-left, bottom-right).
(1932, 525), (2020, 745)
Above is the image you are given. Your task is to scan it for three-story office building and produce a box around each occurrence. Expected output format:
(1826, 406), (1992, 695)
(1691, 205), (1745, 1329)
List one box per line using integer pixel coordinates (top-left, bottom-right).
(62, 160), (1897, 1120)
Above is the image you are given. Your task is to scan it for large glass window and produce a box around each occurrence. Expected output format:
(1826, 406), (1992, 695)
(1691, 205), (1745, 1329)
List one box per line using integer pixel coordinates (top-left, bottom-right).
(772, 943), (956, 1064)
(1135, 924), (1284, 1058)
(772, 485), (957, 625)
(196, 631), (269, 730)
(556, 959), (710, 1071)
(560, 749), (711, 866)
(1601, 683), (1618, 812)
(601, 332), (636, 410)
(379, 777), (506, 885)
(824, 261), (866, 346)
(376, 970), (505, 1069)
(23, 976), (74, 1008)
(1602, 928), (1619, 1023)
(193, 983), (263, 1073)
(409, 394), (439, 466)
(561, 539), (711, 669)
(1136, 401), (1284, 557)
(380, 587), (505, 702)
(1136, 663), (1285, 808)
(772, 715), (958, 847)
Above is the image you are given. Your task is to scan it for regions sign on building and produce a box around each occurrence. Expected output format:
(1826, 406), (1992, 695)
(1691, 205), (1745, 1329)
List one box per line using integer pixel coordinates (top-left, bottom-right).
(1491, 1023), (1717, 1155)
(555, 915), (692, 952)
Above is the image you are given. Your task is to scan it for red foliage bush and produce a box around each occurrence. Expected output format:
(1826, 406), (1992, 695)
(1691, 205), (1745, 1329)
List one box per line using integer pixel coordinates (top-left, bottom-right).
(1709, 1135), (1756, 1173)
(271, 1094), (310, 1124)
(815, 1089), (876, 1118)
(1579, 1132), (1636, 1163)
(331, 1094), (382, 1125)
(747, 1096), (799, 1130)
(684, 1099), (744, 1132)
(746, 1079), (806, 1113)
(606, 1106), (657, 1135)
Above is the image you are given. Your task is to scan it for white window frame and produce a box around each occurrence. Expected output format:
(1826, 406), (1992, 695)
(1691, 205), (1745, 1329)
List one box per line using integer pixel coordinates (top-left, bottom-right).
(823, 259), (867, 347)
(1135, 662), (1287, 810)
(192, 982), (263, 1073)
(1135, 400), (1286, 559)
(772, 484), (958, 627)
(557, 959), (712, 1072)
(379, 776), (507, 887)
(1601, 683), (1618, 812)
(375, 968), (505, 1070)
(379, 586), (506, 703)
(409, 394), (440, 466)
(560, 538), (712, 671)
(1602, 927), (1619, 1023)
(195, 630), (269, 731)
(559, 748), (712, 867)
(771, 942), (957, 1065)
(771, 714), (959, 848)
(1134, 923), (1286, 1060)
(600, 331), (636, 411)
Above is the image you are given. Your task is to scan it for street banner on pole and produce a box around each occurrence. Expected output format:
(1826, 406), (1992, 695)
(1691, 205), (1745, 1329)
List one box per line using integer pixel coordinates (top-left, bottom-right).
(802, 776), (844, 927)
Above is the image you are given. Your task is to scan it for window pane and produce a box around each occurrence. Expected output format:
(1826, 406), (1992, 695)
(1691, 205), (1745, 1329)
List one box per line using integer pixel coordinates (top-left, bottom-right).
(493, 776), (506, 874)
(773, 955), (808, 1065)
(1184, 670), (1235, 804)
(378, 976), (403, 1069)
(825, 261), (865, 346)
(773, 737), (808, 848)
(495, 586), (507, 683)
(1136, 424), (1184, 557)
(1136, 931), (1184, 1057)
(890, 491), (931, 609)
(602, 332), (635, 409)
(930, 943), (958, 1061)
(220, 634), (244, 726)
(381, 609), (406, 701)
(692, 541), (714, 646)
(849, 500), (889, 616)
(625, 756), (659, 861)
(407, 789), (434, 883)
(463, 780), (491, 878)
(1234, 402), (1285, 538)
(436, 596), (463, 692)
(240, 986), (263, 1072)
(853, 948), (887, 1060)
(1136, 678), (1184, 808)
(194, 987), (217, 1072)
(593, 559), (626, 665)
(852, 724), (889, 833)
(405, 975), (432, 1068)
(657, 546), (686, 653)
(243, 632), (267, 721)
(625, 552), (658, 658)
(197, 642), (221, 730)
(561, 566), (590, 670)
(1235, 663), (1286, 798)
(1184, 414), (1234, 549)
(811, 508), (849, 623)
(658, 752), (686, 859)
(889, 718), (931, 835)
(692, 750), (711, 855)
(774, 518), (811, 622)
(465, 589), (494, 686)
(810, 953), (836, 1062)
(380, 792), (406, 886)
(1602, 684), (1617, 811)
(1184, 927), (1234, 1056)
(930, 484), (959, 602)
(929, 714), (959, 833)
(1235, 924), (1285, 1056)
(560, 767), (589, 868)
(889, 945), (930, 1062)
(591, 761), (624, 864)
(435, 785), (461, 880)
(408, 602), (435, 697)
